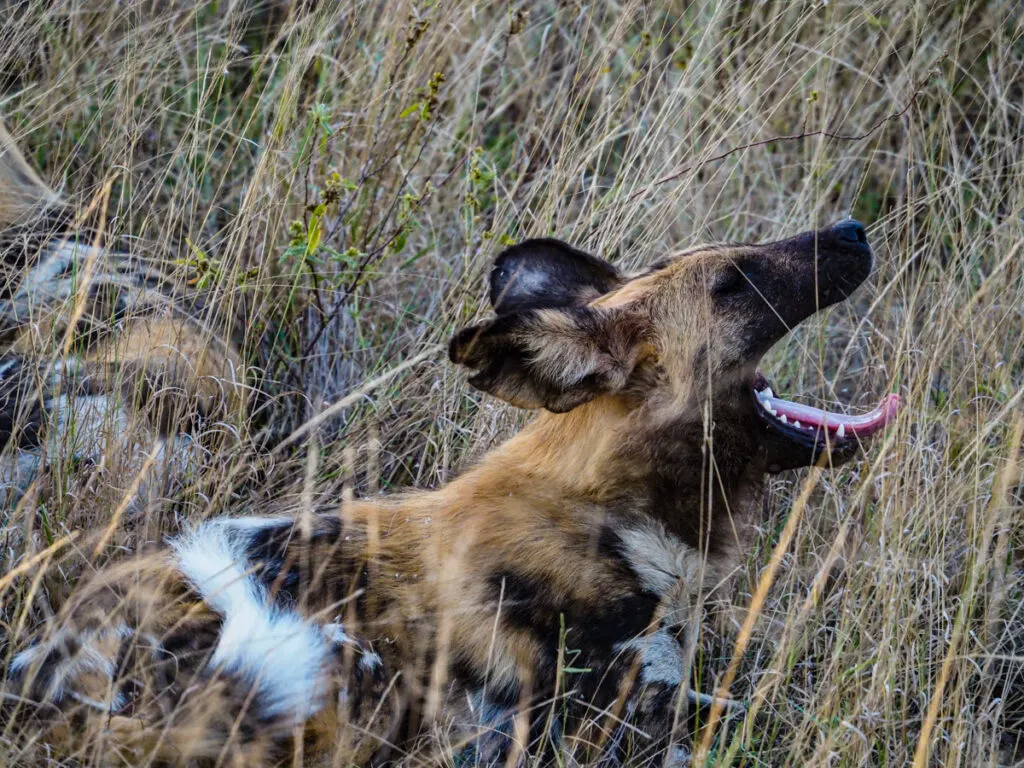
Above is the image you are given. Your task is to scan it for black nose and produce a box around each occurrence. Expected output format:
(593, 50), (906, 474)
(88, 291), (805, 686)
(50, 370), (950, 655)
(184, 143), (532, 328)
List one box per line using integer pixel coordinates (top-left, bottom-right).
(831, 219), (868, 246)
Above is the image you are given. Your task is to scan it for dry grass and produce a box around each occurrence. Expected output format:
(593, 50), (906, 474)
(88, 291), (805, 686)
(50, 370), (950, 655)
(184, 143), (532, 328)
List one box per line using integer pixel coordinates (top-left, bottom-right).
(1, 0), (1023, 765)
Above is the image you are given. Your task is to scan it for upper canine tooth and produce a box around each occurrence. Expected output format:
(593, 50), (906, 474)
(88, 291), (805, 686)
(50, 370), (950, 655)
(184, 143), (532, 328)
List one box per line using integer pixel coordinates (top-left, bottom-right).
(837, 423), (846, 438)
(765, 388), (774, 398)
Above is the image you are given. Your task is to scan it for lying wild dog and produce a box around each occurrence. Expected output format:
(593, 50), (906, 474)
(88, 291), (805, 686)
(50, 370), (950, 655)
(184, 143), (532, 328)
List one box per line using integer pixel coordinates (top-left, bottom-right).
(0, 121), (249, 504)
(5, 221), (900, 765)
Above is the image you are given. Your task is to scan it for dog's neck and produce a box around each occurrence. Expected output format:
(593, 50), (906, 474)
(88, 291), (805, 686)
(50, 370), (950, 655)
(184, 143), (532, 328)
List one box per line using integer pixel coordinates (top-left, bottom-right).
(439, 394), (765, 557)
(467, 396), (637, 496)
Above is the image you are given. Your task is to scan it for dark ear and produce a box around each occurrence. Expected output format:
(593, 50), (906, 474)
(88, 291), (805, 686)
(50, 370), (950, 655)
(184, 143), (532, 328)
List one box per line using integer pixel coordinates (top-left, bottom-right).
(449, 306), (643, 412)
(489, 238), (624, 314)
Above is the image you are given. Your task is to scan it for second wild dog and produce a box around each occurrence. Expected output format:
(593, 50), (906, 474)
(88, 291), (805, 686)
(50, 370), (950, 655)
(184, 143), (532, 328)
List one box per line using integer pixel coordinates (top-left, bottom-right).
(0, 121), (250, 506)
(6, 220), (900, 765)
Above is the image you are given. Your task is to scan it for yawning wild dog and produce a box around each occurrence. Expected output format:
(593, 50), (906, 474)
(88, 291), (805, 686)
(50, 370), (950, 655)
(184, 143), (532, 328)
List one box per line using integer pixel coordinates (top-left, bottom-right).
(0, 121), (249, 505)
(5, 221), (900, 765)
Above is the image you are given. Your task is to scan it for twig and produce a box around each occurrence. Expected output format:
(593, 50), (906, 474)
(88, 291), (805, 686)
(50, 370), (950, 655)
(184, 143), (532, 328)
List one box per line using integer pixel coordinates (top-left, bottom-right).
(307, 14), (515, 358)
(693, 463), (825, 762)
(622, 70), (936, 207)
(0, 533), (79, 595)
(912, 416), (1024, 768)
(300, 154), (468, 357)
(91, 439), (167, 557)
(273, 345), (439, 453)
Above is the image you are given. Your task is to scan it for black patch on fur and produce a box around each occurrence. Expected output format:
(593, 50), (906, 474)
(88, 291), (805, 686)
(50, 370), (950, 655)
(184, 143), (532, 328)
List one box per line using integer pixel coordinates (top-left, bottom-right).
(239, 516), (376, 620)
(596, 523), (625, 562)
(488, 238), (622, 314)
(691, 342), (708, 379)
(0, 356), (46, 451)
(485, 565), (659, 702)
(245, 517), (342, 599)
(476, 558), (674, 768)
(452, 654), (520, 709)
(11, 638), (75, 706)
(618, 415), (762, 555)
(160, 621), (221, 677)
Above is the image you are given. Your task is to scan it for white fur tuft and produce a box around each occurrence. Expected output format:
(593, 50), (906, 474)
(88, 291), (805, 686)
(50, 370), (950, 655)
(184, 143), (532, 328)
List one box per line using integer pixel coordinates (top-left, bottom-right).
(618, 522), (706, 597)
(616, 628), (686, 686)
(171, 518), (331, 723)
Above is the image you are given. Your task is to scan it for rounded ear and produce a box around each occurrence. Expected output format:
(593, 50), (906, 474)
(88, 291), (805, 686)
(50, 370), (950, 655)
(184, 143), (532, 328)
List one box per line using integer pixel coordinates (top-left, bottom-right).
(488, 239), (624, 314)
(449, 306), (644, 413)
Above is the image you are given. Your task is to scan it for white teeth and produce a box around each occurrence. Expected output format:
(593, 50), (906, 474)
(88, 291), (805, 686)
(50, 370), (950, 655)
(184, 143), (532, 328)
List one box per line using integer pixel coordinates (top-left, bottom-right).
(757, 383), (847, 437)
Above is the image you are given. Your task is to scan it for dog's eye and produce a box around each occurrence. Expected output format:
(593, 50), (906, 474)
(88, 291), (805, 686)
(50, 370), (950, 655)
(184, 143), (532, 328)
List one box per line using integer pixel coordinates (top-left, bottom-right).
(711, 267), (747, 298)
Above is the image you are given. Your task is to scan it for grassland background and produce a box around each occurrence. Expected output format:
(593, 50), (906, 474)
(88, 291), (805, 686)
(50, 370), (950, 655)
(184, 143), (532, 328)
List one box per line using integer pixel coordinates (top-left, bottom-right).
(1, 0), (1023, 765)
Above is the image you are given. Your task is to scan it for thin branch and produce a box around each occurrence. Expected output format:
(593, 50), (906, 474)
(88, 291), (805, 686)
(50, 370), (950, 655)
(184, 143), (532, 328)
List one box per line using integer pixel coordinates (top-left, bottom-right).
(623, 69), (938, 207)
(273, 345), (439, 454)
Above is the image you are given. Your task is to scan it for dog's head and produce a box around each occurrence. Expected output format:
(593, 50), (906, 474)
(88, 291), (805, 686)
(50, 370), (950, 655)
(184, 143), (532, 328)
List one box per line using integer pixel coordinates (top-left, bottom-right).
(450, 220), (899, 472)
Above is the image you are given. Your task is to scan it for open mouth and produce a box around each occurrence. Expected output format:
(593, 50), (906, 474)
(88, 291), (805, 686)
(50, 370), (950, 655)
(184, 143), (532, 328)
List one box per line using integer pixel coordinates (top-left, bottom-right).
(752, 370), (900, 443)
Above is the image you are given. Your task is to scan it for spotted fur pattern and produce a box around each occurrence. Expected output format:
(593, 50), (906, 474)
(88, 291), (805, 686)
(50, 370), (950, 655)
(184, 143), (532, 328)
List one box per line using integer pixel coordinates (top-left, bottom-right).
(7, 223), (881, 765)
(7, 517), (395, 765)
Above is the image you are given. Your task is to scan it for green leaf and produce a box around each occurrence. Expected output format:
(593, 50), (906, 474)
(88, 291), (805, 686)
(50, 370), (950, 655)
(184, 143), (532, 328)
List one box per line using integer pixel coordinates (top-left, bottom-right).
(307, 203), (326, 254)
(280, 244), (307, 263)
(307, 218), (322, 253)
(184, 237), (209, 264)
(399, 102), (422, 119)
(400, 247), (429, 270)
(392, 229), (408, 253)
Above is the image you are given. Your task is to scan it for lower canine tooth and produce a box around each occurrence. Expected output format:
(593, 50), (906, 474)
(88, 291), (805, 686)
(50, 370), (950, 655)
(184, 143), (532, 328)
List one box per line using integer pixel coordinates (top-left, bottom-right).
(779, 415), (787, 424)
(793, 420), (801, 428)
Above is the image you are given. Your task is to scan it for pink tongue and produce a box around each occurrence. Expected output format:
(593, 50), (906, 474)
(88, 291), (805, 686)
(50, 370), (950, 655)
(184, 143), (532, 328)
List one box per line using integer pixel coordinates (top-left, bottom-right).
(763, 393), (901, 437)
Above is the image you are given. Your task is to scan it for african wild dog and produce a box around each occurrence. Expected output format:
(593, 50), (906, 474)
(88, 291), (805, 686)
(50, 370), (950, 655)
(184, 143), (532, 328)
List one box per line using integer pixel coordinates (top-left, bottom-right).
(5, 220), (900, 764)
(0, 121), (249, 504)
